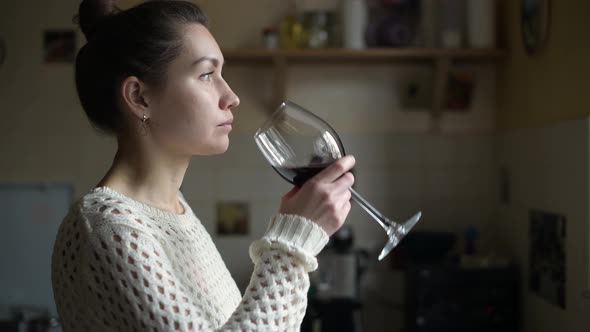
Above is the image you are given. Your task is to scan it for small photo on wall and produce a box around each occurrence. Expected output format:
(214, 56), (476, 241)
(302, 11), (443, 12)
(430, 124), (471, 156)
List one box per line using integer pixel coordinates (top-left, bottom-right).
(43, 30), (76, 63)
(529, 209), (566, 309)
(216, 202), (249, 236)
(445, 70), (475, 111)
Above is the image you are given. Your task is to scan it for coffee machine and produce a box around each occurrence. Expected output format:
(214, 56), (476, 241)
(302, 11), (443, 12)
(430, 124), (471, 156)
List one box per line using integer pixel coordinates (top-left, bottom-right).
(304, 225), (368, 332)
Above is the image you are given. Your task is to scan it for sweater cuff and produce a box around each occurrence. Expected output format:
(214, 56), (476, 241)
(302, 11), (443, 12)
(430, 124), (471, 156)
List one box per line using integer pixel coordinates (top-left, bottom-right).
(250, 214), (330, 272)
(263, 214), (329, 256)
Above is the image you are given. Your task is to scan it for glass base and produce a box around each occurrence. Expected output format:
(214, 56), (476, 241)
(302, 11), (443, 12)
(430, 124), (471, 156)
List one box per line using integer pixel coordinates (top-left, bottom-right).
(378, 211), (422, 261)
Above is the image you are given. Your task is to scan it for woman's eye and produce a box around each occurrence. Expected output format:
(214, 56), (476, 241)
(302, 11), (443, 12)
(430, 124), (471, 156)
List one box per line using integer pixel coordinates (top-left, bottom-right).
(200, 72), (214, 80)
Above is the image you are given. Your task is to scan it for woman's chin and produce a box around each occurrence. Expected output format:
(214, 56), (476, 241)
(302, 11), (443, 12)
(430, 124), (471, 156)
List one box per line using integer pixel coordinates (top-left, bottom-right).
(190, 135), (230, 156)
(204, 140), (230, 155)
(215, 144), (229, 155)
(217, 137), (230, 153)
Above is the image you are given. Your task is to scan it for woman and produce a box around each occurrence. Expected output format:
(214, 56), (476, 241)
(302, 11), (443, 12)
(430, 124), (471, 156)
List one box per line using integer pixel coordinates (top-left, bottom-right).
(51, 1), (355, 331)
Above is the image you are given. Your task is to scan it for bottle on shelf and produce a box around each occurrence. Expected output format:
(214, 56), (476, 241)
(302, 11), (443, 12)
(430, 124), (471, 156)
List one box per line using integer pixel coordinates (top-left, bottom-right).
(280, 0), (307, 49)
(340, 0), (368, 49)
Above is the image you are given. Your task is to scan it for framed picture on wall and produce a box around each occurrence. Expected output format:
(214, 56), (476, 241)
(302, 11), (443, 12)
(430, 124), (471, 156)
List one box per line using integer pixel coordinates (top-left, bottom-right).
(43, 29), (76, 64)
(529, 209), (566, 308)
(216, 201), (250, 236)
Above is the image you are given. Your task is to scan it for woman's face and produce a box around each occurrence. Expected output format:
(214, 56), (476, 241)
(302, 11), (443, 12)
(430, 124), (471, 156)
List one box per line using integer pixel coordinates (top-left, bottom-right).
(147, 23), (239, 156)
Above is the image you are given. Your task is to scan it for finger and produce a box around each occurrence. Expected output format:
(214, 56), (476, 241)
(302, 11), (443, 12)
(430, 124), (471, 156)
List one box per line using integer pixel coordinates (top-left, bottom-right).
(341, 172), (355, 189)
(337, 200), (352, 222)
(331, 172), (355, 195)
(345, 187), (352, 202)
(333, 187), (352, 211)
(315, 155), (355, 183)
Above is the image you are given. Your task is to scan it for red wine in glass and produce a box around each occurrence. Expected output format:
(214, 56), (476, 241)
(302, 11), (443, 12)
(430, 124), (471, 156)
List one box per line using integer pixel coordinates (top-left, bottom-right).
(273, 165), (329, 187)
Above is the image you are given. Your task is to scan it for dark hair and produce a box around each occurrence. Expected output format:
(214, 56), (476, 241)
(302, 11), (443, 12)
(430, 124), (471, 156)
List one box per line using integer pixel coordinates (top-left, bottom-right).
(75, 0), (208, 134)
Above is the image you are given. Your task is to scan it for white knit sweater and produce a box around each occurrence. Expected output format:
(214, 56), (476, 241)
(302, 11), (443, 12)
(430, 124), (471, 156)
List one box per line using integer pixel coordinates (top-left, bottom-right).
(51, 186), (329, 331)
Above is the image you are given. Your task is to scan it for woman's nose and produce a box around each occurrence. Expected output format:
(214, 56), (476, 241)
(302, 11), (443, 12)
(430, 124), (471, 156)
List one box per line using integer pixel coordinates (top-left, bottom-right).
(220, 84), (240, 111)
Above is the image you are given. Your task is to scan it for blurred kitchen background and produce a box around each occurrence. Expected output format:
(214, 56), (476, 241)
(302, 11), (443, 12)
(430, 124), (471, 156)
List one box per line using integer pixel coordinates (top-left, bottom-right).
(1, 0), (589, 331)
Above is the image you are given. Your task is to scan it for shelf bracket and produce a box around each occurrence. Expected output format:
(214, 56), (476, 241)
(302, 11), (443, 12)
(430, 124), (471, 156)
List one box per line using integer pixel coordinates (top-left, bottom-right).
(271, 55), (287, 111)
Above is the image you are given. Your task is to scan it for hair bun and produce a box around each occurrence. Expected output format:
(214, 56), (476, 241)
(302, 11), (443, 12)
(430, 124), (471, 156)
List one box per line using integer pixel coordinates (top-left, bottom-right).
(76, 0), (120, 41)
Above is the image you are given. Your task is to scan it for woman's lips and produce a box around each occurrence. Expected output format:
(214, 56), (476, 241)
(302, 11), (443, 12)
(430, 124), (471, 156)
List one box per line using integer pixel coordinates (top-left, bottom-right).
(218, 119), (233, 128)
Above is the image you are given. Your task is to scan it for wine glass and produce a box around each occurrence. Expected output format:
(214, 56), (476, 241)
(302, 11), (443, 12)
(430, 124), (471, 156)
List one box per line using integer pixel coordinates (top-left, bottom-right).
(254, 100), (422, 260)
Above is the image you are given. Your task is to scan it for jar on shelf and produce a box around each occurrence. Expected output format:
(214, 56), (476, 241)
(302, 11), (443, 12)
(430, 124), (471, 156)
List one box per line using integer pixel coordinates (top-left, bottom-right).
(262, 27), (279, 49)
(304, 11), (332, 48)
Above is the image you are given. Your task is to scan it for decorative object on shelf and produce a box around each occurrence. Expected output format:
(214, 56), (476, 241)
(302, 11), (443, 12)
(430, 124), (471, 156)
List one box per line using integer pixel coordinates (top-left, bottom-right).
(340, 0), (368, 48)
(43, 30), (76, 64)
(467, 0), (496, 48)
(521, 0), (551, 55)
(0, 38), (6, 67)
(439, 0), (466, 48)
(366, 0), (420, 48)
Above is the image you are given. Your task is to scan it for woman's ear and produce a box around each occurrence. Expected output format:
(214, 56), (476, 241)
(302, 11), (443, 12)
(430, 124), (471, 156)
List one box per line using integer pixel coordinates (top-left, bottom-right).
(120, 76), (149, 119)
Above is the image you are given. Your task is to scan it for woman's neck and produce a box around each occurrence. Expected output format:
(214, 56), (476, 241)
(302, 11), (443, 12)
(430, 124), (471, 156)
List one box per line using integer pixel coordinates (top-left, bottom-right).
(96, 141), (190, 215)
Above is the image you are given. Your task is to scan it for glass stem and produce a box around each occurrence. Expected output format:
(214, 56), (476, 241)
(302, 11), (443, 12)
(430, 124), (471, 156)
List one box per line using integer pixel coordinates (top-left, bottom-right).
(349, 188), (392, 231)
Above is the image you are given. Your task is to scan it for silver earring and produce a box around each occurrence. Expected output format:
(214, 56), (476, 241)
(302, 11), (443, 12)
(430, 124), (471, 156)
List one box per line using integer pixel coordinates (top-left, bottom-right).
(140, 115), (149, 136)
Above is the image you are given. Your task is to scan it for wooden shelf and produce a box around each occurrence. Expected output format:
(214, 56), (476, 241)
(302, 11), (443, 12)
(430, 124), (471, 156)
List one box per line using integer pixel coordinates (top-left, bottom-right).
(223, 47), (506, 62)
(223, 48), (506, 129)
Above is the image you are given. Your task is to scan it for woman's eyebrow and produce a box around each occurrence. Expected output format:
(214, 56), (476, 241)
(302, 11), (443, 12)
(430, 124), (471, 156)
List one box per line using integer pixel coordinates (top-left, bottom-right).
(192, 56), (221, 67)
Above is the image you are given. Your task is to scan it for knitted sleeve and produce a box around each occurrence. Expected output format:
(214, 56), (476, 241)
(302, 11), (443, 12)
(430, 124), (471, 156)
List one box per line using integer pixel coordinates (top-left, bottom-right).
(87, 213), (329, 331)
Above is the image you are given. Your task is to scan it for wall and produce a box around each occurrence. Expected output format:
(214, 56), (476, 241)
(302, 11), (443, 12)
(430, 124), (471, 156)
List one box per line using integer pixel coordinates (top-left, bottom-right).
(495, 118), (590, 332)
(496, 0), (590, 331)
(0, 1), (498, 327)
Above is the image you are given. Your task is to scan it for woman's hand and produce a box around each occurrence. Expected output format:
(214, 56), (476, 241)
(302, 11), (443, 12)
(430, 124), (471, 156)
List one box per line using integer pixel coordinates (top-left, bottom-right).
(279, 155), (355, 236)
